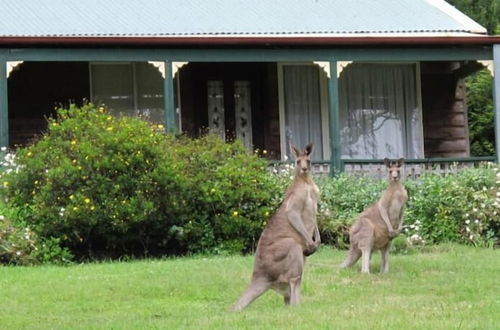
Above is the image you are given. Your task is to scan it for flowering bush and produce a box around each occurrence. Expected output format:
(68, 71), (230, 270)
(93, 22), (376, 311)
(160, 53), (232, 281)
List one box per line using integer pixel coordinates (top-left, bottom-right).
(0, 214), (38, 265)
(0, 104), (281, 259)
(316, 164), (500, 249)
(405, 164), (499, 247)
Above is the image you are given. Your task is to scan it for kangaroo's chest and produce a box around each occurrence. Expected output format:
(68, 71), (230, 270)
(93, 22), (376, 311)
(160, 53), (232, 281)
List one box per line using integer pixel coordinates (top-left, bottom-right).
(302, 184), (320, 232)
(387, 188), (408, 221)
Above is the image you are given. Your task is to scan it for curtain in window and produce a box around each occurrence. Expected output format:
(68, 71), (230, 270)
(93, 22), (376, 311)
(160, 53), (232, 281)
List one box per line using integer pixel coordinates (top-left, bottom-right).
(339, 63), (423, 159)
(283, 65), (323, 160)
(90, 62), (165, 124)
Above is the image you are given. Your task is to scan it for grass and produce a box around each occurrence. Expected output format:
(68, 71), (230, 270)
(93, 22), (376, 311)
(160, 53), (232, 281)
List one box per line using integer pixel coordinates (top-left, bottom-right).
(0, 244), (499, 329)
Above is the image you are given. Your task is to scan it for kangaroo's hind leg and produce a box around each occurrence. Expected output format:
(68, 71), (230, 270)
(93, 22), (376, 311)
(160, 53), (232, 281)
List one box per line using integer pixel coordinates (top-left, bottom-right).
(232, 278), (270, 312)
(340, 246), (361, 269)
(289, 275), (302, 306)
(356, 219), (375, 274)
(380, 242), (391, 273)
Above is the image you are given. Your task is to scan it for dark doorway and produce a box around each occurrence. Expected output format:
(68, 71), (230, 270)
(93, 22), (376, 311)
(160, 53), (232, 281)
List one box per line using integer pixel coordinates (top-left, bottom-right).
(7, 62), (90, 147)
(179, 62), (280, 158)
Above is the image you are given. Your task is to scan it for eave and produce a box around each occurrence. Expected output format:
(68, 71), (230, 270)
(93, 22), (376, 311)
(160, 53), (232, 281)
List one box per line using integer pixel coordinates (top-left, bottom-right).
(0, 35), (499, 47)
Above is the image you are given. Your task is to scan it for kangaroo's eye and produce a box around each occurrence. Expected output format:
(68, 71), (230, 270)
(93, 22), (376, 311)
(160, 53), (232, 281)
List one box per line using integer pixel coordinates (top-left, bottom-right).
(296, 160), (300, 165)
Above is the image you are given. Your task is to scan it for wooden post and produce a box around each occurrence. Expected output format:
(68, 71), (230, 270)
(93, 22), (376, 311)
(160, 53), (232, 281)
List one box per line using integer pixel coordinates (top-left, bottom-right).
(0, 60), (8, 148)
(494, 45), (500, 163)
(328, 61), (342, 174)
(164, 61), (176, 133)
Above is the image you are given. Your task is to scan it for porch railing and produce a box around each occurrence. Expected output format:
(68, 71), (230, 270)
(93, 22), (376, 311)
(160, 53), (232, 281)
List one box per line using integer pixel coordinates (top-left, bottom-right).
(269, 156), (496, 178)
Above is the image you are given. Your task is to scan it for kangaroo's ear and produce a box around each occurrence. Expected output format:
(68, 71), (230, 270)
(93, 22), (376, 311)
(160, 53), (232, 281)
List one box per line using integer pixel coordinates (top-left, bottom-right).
(290, 144), (301, 158)
(397, 158), (405, 167)
(383, 158), (390, 167)
(304, 143), (314, 156)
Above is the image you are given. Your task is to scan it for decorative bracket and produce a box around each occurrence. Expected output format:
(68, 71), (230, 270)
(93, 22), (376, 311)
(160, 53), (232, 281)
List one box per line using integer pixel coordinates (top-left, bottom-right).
(336, 61), (353, 78)
(6, 61), (23, 78)
(147, 61), (165, 79)
(313, 61), (331, 78)
(478, 60), (494, 76)
(172, 62), (188, 77)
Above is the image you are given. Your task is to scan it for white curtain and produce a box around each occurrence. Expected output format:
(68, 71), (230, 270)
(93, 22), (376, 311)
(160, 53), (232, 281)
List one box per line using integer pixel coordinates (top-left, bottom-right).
(339, 63), (423, 159)
(283, 65), (323, 160)
(90, 62), (165, 124)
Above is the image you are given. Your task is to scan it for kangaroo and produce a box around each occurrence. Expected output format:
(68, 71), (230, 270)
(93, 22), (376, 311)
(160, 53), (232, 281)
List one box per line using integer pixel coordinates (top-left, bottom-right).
(232, 143), (320, 311)
(340, 158), (407, 274)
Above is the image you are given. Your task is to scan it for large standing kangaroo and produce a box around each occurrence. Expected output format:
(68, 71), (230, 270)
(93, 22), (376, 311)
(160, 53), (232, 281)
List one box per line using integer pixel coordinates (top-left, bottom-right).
(340, 158), (407, 274)
(232, 143), (320, 311)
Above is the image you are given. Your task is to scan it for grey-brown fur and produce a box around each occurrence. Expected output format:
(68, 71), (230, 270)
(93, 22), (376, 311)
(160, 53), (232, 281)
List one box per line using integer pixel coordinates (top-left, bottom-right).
(340, 158), (408, 274)
(232, 143), (320, 311)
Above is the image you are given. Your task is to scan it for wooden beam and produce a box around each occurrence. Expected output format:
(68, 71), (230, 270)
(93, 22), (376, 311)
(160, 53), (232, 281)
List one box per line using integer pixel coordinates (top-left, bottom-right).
(494, 44), (500, 163)
(0, 60), (7, 148)
(164, 61), (176, 133)
(1, 47), (494, 62)
(328, 61), (342, 174)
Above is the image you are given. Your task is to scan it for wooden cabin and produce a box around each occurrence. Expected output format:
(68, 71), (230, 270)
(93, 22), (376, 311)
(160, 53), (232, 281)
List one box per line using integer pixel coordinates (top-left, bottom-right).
(0, 0), (499, 175)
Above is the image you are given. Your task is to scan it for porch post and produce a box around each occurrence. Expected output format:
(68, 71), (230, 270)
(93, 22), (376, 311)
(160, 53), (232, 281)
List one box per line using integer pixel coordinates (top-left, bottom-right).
(494, 45), (500, 163)
(0, 60), (7, 148)
(164, 60), (176, 133)
(328, 61), (342, 174)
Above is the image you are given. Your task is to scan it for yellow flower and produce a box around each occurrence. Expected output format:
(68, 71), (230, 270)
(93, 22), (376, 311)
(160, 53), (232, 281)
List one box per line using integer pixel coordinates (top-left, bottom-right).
(263, 149), (268, 155)
(2, 181), (8, 187)
(70, 140), (77, 145)
(90, 206), (95, 211)
(69, 195), (74, 200)
(210, 188), (216, 193)
(233, 211), (239, 216)
(27, 151), (32, 157)
(84, 198), (90, 204)
(265, 211), (270, 216)
(106, 127), (113, 131)
(157, 124), (164, 129)
(98, 106), (105, 113)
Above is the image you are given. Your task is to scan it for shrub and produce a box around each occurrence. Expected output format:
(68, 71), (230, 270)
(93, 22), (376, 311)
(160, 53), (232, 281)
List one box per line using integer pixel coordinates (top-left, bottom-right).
(167, 135), (282, 254)
(1, 104), (282, 259)
(0, 215), (38, 265)
(316, 164), (500, 249)
(316, 174), (385, 248)
(405, 164), (500, 247)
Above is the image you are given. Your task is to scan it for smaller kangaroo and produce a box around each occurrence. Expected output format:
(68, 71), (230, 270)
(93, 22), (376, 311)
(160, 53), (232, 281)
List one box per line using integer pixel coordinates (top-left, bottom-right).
(340, 158), (408, 274)
(232, 143), (320, 311)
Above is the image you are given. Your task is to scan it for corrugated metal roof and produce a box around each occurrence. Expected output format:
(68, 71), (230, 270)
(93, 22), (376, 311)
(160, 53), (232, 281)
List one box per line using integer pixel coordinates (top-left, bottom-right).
(0, 0), (487, 38)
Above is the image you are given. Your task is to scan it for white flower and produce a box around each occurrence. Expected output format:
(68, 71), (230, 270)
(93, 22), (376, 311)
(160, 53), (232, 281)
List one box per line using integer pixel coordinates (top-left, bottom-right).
(475, 219), (480, 224)
(473, 208), (478, 213)
(466, 227), (470, 232)
(414, 226), (420, 231)
(16, 251), (21, 256)
(465, 220), (470, 225)
(469, 234), (474, 240)
(0, 146), (6, 151)
(0, 215), (4, 220)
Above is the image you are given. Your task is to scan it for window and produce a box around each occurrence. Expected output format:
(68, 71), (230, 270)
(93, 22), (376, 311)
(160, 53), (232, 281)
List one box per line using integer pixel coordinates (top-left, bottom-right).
(339, 63), (424, 159)
(278, 64), (329, 160)
(90, 62), (165, 124)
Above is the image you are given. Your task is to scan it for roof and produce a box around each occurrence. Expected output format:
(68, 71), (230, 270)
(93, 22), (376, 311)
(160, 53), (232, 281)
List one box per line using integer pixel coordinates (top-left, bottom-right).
(0, 0), (497, 46)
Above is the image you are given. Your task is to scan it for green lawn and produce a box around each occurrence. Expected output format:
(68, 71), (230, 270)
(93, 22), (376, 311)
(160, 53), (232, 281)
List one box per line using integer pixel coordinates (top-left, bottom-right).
(0, 244), (499, 329)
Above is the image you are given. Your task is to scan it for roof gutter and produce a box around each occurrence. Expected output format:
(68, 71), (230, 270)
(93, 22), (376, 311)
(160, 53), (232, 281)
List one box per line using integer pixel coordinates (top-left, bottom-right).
(0, 36), (499, 47)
